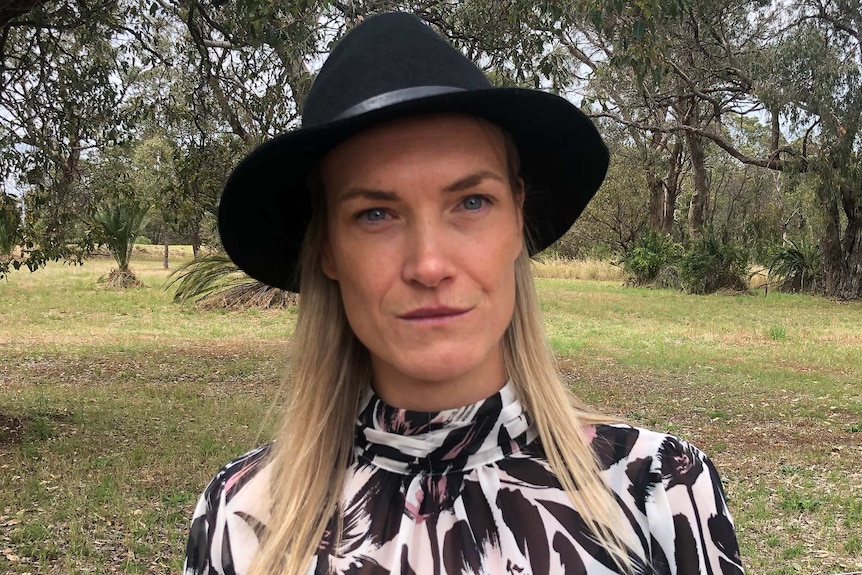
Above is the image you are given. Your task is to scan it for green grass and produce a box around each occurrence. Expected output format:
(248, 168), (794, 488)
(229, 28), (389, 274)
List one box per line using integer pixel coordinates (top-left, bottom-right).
(1, 254), (860, 573)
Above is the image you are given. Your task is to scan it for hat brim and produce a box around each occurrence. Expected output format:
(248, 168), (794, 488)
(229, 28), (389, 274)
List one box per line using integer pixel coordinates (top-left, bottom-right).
(218, 88), (608, 291)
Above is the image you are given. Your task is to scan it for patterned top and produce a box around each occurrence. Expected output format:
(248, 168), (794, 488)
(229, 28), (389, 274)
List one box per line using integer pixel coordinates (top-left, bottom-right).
(184, 383), (744, 574)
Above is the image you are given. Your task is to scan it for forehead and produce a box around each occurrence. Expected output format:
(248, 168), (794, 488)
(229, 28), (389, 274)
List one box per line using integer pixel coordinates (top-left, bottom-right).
(320, 114), (509, 192)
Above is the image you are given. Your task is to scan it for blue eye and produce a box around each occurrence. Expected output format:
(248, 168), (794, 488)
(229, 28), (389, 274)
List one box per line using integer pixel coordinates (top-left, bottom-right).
(462, 196), (485, 211)
(361, 208), (387, 222)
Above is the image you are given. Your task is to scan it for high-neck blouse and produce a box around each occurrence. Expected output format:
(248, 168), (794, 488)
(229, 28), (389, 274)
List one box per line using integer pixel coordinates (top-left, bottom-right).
(184, 383), (743, 574)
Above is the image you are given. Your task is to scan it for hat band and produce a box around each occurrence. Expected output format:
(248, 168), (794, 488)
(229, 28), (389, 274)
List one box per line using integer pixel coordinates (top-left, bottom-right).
(331, 86), (466, 122)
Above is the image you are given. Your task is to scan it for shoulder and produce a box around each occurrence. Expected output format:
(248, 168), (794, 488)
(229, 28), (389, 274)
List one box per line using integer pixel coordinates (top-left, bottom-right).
(183, 444), (274, 575)
(588, 423), (727, 514)
(588, 423), (710, 475)
(589, 424), (744, 574)
(204, 443), (273, 505)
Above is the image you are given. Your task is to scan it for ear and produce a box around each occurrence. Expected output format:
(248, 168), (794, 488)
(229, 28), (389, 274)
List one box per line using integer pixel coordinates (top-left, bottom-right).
(320, 234), (339, 281)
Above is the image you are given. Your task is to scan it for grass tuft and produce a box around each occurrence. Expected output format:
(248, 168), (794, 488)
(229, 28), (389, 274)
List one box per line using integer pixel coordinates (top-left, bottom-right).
(767, 324), (788, 341)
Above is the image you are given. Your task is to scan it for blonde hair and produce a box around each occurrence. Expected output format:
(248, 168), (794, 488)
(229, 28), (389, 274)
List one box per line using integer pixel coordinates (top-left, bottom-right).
(248, 141), (640, 575)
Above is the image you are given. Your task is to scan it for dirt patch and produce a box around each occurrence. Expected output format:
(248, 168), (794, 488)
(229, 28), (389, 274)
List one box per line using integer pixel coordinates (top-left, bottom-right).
(0, 414), (25, 444)
(0, 411), (74, 445)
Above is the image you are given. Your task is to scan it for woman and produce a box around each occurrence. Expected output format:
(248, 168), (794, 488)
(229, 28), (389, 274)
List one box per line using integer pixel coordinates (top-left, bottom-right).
(184, 12), (744, 575)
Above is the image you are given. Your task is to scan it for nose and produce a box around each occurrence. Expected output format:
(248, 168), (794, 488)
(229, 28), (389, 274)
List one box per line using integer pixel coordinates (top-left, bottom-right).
(401, 220), (456, 288)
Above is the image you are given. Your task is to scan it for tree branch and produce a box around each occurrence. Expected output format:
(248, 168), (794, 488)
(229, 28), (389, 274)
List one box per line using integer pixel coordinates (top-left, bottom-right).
(592, 111), (799, 171)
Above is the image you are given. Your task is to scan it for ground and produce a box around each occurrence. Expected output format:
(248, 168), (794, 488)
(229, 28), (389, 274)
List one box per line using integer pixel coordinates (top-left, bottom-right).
(0, 251), (860, 574)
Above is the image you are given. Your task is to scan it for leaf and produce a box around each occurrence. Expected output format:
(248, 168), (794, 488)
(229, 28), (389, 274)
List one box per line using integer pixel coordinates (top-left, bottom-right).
(634, 20), (646, 40)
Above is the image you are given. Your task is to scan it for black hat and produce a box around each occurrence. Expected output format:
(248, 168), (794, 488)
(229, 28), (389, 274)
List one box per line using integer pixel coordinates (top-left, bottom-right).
(218, 12), (608, 291)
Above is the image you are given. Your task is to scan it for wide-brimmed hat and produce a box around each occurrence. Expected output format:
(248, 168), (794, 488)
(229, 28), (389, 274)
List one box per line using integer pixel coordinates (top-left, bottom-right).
(218, 12), (608, 291)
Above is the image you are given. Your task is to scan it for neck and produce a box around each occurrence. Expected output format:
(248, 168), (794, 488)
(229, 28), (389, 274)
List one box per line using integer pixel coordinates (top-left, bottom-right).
(370, 350), (507, 411)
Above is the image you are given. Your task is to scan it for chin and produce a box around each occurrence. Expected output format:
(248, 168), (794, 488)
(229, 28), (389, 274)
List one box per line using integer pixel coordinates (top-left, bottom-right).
(396, 349), (498, 384)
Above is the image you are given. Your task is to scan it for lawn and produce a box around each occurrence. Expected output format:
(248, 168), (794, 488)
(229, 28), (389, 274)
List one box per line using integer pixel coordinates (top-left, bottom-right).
(1, 250), (860, 574)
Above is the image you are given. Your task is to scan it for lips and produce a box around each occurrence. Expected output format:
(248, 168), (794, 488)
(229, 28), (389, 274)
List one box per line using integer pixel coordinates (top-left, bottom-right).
(398, 306), (470, 320)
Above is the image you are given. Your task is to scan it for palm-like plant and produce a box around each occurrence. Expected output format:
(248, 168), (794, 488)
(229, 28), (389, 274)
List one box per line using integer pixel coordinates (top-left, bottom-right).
(165, 255), (296, 310)
(768, 237), (822, 293)
(91, 201), (150, 287)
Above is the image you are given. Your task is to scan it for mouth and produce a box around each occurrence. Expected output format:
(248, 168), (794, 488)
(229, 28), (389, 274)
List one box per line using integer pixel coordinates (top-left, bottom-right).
(398, 306), (471, 322)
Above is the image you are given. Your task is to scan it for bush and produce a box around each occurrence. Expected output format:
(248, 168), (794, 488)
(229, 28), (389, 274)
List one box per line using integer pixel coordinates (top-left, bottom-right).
(679, 229), (749, 294)
(618, 231), (683, 285)
(767, 237), (822, 293)
(134, 235), (152, 245)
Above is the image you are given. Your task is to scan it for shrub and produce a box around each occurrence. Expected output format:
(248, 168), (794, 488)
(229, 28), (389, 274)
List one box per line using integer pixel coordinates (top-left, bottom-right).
(679, 229), (749, 294)
(767, 237), (822, 293)
(91, 201), (150, 273)
(618, 230), (683, 285)
(134, 235), (152, 245)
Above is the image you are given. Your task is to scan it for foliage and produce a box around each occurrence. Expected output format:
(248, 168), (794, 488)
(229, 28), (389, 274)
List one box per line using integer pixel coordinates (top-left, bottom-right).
(618, 230), (683, 285)
(564, 139), (652, 258)
(166, 255), (245, 302)
(767, 237), (822, 294)
(0, 193), (22, 257)
(91, 201), (150, 273)
(165, 255), (294, 309)
(678, 228), (749, 294)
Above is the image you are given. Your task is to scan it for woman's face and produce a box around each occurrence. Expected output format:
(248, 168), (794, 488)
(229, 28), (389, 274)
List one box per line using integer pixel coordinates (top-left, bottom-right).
(320, 114), (524, 409)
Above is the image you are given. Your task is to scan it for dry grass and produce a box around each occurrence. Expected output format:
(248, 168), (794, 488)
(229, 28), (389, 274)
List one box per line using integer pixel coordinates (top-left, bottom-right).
(749, 264), (769, 290)
(531, 256), (625, 282)
(198, 284), (298, 311)
(96, 268), (143, 289)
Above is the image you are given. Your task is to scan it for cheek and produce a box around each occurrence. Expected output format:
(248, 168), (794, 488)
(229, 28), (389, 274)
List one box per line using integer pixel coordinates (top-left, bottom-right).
(331, 247), (393, 313)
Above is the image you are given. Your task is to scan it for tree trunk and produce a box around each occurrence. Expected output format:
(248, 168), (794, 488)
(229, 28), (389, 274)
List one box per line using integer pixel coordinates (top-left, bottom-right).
(191, 223), (201, 259)
(818, 179), (862, 299)
(686, 130), (709, 240)
(163, 234), (169, 270)
(647, 176), (665, 232)
(835, 222), (862, 299)
(648, 136), (683, 235)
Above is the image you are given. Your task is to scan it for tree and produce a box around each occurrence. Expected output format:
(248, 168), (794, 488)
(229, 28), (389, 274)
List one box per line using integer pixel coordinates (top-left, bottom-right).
(91, 200), (150, 286)
(0, 0), (154, 277)
(574, 0), (862, 298)
(85, 145), (152, 286)
(560, 127), (654, 256)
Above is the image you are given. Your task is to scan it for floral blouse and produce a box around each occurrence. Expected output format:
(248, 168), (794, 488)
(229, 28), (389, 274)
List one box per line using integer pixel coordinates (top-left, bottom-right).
(184, 383), (744, 574)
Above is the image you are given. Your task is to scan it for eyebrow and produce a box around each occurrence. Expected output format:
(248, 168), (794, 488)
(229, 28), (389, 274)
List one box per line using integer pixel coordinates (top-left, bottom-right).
(443, 170), (505, 193)
(337, 170), (505, 204)
(337, 188), (399, 204)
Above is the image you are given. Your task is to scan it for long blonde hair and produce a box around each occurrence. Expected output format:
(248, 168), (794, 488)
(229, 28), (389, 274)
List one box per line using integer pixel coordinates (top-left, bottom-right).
(248, 143), (640, 575)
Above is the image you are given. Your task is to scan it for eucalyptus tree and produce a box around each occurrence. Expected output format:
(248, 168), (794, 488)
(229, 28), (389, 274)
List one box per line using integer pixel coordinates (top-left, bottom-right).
(0, 192), (22, 259)
(567, 0), (861, 298)
(0, 0), (156, 277)
(572, 0), (773, 240)
(153, 0), (331, 145)
(768, 0), (862, 299)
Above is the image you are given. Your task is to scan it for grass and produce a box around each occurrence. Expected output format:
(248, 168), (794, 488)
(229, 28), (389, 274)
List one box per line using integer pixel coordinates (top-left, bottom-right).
(531, 255), (625, 282)
(1, 251), (861, 573)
